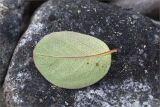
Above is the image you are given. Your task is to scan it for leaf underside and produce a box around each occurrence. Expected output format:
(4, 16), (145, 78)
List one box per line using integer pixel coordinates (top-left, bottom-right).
(33, 31), (112, 89)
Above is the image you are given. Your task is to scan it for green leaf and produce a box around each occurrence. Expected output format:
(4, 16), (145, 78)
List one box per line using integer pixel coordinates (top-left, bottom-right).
(33, 31), (116, 89)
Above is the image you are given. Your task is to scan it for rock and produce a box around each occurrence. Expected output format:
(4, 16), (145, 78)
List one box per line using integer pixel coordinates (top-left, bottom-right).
(0, 88), (5, 107)
(0, 0), (28, 85)
(0, 0), (25, 9)
(21, 0), (46, 34)
(0, 0), (46, 86)
(4, 0), (160, 106)
(99, 0), (160, 21)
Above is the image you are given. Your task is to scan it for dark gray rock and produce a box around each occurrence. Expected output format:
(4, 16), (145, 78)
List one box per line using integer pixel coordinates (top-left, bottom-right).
(0, 88), (5, 107)
(99, 0), (160, 21)
(0, 0), (46, 86)
(0, 0), (25, 9)
(0, 0), (27, 85)
(4, 0), (160, 106)
(21, 0), (46, 34)
(99, 0), (160, 14)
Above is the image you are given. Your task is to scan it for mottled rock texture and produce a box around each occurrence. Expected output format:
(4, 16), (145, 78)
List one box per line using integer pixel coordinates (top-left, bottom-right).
(0, 88), (5, 107)
(0, 0), (45, 86)
(4, 0), (160, 107)
(0, 0), (26, 85)
(21, 0), (46, 33)
(99, 0), (160, 21)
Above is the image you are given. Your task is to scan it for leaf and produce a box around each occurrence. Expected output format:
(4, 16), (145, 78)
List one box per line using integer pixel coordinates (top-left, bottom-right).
(33, 31), (116, 89)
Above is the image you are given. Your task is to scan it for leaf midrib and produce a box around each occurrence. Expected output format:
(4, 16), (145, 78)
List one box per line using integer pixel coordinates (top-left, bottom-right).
(34, 49), (117, 58)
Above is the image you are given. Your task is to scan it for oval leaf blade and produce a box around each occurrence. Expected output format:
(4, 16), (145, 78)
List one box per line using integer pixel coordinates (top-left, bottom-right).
(33, 31), (113, 89)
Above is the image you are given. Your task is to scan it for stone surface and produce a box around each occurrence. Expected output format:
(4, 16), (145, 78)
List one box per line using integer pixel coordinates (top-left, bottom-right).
(0, 0), (27, 85)
(99, 0), (160, 21)
(0, 0), (45, 86)
(4, 0), (160, 107)
(21, 0), (46, 34)
(0, 88), (5, 107)
(0, 0), (25, 9)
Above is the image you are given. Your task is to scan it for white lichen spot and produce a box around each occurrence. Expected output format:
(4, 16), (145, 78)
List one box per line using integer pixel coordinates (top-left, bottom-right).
(65, 4), (69, 8)
(17, 73), (23, 77)
(87, 9), (90, 12)
(149, 95), (154, 100)
(77, 10), (81, 14)
(132, 15), (139, 19)
(116, 32), (123, 36)
(12, 94), (23, 104)
(90, 31), (95, 35)
(155, 75), (158, 80)
(65, 101), (69, 105)
(51, 85), (56, 89)
(39, 98), (43, 103)
(145, 70), (148, 74)
(93, 8), (96, 12)
(82, 6), (87, 9)
(139, 49), (144, 54)
(139, 59), (144, 66)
